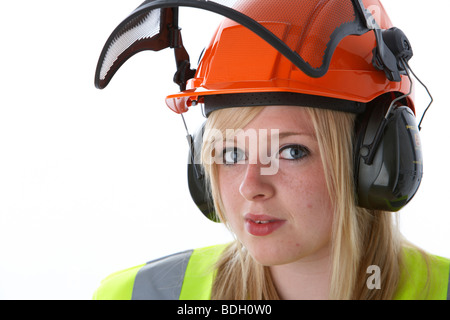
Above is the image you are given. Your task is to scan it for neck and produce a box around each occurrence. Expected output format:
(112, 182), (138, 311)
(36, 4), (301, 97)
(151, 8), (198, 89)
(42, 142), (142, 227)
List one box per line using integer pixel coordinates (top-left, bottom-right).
(269, 247), (332, 300)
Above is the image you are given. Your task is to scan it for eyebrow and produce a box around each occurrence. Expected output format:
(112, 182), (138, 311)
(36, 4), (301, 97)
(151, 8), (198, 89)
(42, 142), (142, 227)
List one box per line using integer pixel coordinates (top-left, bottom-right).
(217, 130), (316, 144)
(277, 131), (316, 139)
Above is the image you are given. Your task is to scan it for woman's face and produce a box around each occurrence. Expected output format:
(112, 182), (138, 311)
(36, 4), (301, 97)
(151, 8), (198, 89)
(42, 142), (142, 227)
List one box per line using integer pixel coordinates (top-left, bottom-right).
(217, 106), (333, 266)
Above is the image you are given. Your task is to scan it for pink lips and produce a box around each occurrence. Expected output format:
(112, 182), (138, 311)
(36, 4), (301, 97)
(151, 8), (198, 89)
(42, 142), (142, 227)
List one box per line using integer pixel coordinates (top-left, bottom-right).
(244, 214), (285, 236)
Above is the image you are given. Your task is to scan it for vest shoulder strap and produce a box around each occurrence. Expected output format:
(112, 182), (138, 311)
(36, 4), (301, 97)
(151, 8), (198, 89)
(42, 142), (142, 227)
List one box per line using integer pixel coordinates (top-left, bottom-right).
(394, 247), (450, 300)
(93, 244), (227, 300)
(179, 244), (228, 299)
(132, 249), (194, 299)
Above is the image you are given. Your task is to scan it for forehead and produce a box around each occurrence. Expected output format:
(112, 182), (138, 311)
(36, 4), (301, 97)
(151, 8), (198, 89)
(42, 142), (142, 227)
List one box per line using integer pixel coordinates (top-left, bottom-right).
(243, 105), (315, 133)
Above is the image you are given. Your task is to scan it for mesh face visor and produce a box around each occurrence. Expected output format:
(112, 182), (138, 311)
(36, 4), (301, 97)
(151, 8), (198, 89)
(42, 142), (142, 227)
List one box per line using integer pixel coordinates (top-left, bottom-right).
(95, 0), (381, 91)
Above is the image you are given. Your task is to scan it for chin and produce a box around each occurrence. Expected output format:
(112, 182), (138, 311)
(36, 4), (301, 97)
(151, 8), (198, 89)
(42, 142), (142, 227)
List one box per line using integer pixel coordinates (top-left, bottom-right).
(245, 242), (302, 266)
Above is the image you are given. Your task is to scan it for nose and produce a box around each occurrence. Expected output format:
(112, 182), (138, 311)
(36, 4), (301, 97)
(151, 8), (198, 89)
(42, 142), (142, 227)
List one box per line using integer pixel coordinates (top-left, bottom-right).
(239, 163), (275, 201)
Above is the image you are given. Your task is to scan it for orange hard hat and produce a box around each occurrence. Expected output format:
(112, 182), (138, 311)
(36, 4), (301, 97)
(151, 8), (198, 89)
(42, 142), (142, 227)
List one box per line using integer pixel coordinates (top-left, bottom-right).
(165, 0), (413, 115)
(95, 0), (414, 115)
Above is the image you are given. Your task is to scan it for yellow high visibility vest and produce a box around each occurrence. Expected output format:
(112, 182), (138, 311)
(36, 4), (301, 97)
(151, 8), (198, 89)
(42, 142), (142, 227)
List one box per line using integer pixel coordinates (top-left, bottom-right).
(93, 244), (450, 300)
(394, 247), (450, 299)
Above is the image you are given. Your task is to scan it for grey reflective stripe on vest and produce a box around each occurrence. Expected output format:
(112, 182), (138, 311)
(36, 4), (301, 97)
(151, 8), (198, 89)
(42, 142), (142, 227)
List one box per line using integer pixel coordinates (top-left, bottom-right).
(131, 249), (193, 300)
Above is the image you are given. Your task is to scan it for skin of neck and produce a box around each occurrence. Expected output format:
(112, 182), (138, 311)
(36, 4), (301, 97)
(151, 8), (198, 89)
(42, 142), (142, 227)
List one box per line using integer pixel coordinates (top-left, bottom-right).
(269, 243), (332, 300)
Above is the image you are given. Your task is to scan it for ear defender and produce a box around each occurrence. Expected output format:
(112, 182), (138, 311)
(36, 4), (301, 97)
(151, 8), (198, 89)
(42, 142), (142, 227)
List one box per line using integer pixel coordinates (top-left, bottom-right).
(186, 123), (219, 222)
(353, 95), (423, 211)
(353, 26), (422, 211)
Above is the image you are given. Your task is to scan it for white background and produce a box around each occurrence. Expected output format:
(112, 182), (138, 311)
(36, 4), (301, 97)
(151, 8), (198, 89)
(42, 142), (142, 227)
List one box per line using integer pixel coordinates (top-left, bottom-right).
(0, 0), (448, 299)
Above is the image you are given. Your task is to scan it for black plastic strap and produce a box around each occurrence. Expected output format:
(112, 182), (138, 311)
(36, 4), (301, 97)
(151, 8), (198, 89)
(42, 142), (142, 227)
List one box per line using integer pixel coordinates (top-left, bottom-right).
(169, 7), (196, 91)
(203, 92), (366, 117)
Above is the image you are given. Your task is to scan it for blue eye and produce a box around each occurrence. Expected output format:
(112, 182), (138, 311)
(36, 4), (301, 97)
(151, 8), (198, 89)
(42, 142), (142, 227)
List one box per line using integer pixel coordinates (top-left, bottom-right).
(279, 145), (309, 160)
(223, 147), (246, 164)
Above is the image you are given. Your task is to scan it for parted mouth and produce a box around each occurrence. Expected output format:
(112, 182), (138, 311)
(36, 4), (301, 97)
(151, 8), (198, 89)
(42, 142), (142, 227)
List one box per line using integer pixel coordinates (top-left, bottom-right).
(244, 213), (284, 223)
(253, 220), (273, 224)
(244, 213), (286, 236)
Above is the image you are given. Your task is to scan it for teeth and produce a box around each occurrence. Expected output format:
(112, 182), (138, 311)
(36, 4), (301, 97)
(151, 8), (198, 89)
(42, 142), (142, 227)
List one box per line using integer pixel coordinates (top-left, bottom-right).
(255, 220), (270, 224)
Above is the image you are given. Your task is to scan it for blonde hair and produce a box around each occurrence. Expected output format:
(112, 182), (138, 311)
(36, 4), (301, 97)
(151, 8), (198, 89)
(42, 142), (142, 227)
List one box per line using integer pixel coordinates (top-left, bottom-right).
(201, 105), (404, 300)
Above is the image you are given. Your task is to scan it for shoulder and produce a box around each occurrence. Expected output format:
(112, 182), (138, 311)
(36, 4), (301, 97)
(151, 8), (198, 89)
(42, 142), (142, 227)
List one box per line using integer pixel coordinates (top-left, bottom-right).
(93, 263), (145, 300)
(401, 246), (450, 277)
(394, 246), (450, 300)
(93, 243), (228, 300)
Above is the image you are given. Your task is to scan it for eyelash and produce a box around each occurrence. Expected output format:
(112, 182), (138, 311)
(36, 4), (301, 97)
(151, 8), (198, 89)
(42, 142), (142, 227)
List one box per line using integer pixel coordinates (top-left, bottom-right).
(222, 147), (246, 165)
(221, 144), (310, 164)
(278, 144), (310, 161)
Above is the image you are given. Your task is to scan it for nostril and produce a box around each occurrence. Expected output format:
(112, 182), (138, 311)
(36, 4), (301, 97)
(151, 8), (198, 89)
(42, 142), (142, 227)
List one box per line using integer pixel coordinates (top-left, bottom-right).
(253, 194), (266, 200)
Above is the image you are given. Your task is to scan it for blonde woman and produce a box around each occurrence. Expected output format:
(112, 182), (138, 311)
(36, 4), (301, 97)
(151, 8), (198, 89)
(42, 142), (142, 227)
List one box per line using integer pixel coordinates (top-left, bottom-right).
(93, 0), (449, 299)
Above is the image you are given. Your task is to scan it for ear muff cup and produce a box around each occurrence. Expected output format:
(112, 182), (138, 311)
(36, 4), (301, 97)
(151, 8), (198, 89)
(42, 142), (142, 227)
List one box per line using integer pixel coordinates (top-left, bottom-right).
(187, 122), (219, 222)
(354, 96), (423, 211)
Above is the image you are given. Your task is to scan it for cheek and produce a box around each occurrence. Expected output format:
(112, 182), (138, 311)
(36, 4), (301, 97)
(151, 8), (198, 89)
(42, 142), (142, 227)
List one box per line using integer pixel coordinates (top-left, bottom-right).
(218, 169), (238, 199)
(282, 162), (327, 194)
(305, 179), (332, 210)
(217, 168), (244, 216)
(281, 164), (333, 222)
